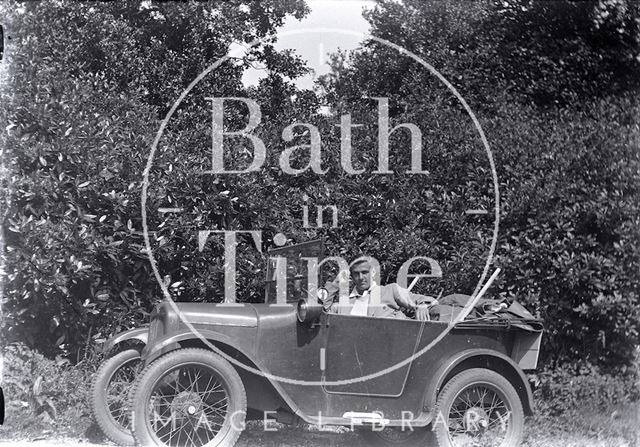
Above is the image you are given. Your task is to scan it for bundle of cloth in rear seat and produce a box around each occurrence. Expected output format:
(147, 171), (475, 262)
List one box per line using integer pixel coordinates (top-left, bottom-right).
(430, 293), (538, 324)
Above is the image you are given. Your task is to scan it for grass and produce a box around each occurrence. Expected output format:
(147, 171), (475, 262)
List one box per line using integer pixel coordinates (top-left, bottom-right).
(522, 401), (639, 447)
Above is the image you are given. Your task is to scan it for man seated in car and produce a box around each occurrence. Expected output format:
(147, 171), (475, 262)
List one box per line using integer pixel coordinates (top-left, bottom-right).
(320, 257), (437, 320)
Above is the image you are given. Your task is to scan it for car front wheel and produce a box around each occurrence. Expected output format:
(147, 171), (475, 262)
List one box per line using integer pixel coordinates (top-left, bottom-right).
(433, 368), (524, 447)
(130, 348), (246, 447)
(91, 348), (143, 446)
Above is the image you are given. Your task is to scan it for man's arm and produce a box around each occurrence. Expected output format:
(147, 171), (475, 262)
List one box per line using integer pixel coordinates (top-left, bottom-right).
(387, 283), (437, 320)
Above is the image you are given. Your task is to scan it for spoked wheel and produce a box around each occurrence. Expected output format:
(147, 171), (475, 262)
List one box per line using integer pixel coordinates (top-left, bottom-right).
(433, 368), (524, 447)
(131, 348), (246, 447)
(91, 348), (143, 445)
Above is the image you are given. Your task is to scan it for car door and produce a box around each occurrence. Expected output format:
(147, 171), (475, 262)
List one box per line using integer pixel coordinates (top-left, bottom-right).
(322, 313), (427, 397)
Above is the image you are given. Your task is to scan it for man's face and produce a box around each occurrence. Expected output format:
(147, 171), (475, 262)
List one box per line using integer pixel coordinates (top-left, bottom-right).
(351, 261), (372, 294)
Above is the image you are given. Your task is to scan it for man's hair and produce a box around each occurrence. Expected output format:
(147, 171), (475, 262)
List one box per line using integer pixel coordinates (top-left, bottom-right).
(350, 256), (371, 271)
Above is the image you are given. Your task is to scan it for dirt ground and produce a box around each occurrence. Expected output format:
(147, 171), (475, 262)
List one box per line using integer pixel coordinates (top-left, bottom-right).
(1, 423), (637, 447)
(1, 403), (638, 447)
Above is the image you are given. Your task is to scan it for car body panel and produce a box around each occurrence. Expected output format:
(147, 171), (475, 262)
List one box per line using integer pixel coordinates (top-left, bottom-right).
(322, 315), (437, 397)
(168, 302), (258, 327)
(138, 300), (538, 425)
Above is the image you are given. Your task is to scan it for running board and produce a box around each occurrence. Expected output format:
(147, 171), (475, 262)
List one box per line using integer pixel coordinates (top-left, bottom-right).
(303, 412), (432, 427)
(342, 412), (390, 425)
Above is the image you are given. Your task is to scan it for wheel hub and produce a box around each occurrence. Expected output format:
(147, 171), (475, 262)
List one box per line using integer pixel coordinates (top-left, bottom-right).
(170, 391), (203, 418)
(463, 407), (489, 433)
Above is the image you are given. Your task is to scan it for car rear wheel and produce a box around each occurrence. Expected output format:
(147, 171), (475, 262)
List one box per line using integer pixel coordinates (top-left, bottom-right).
(90, 348), (143, 446)
(131, 348), (246, 447)
(433, 368), (524, 447)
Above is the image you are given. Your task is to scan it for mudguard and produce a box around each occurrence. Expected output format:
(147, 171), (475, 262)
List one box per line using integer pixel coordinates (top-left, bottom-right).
(103, 325), (149, 352)
(422, 348), (535, 416)
(140, 328), (256, 365)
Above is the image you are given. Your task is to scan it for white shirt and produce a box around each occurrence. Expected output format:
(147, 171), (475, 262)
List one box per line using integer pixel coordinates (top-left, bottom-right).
(347, 283), (380, 316)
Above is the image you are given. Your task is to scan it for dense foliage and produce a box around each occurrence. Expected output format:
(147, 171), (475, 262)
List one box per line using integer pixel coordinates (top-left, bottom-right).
(1, 0), (639, 374)
(0, 0), (309, 356)
(356, 0), (640, 107)
(318, 0), (640, 367)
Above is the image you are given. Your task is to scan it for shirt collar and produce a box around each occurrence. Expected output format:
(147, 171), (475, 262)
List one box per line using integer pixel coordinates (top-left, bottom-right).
(349, 281), (378, 298)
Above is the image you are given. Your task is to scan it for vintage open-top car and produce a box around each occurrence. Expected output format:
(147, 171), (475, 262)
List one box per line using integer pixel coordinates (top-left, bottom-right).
(96, 240), (543, 447)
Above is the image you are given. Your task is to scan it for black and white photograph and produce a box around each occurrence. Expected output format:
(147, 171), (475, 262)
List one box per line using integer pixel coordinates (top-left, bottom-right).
(0, 1), (638, 446)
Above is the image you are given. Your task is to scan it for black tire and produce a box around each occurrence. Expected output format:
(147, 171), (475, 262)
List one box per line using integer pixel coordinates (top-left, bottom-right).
(360, 425), (436, 447)
(91, 348), (143, 446)
(433, 368), (524, 447)
(130, 348), (247, 447)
